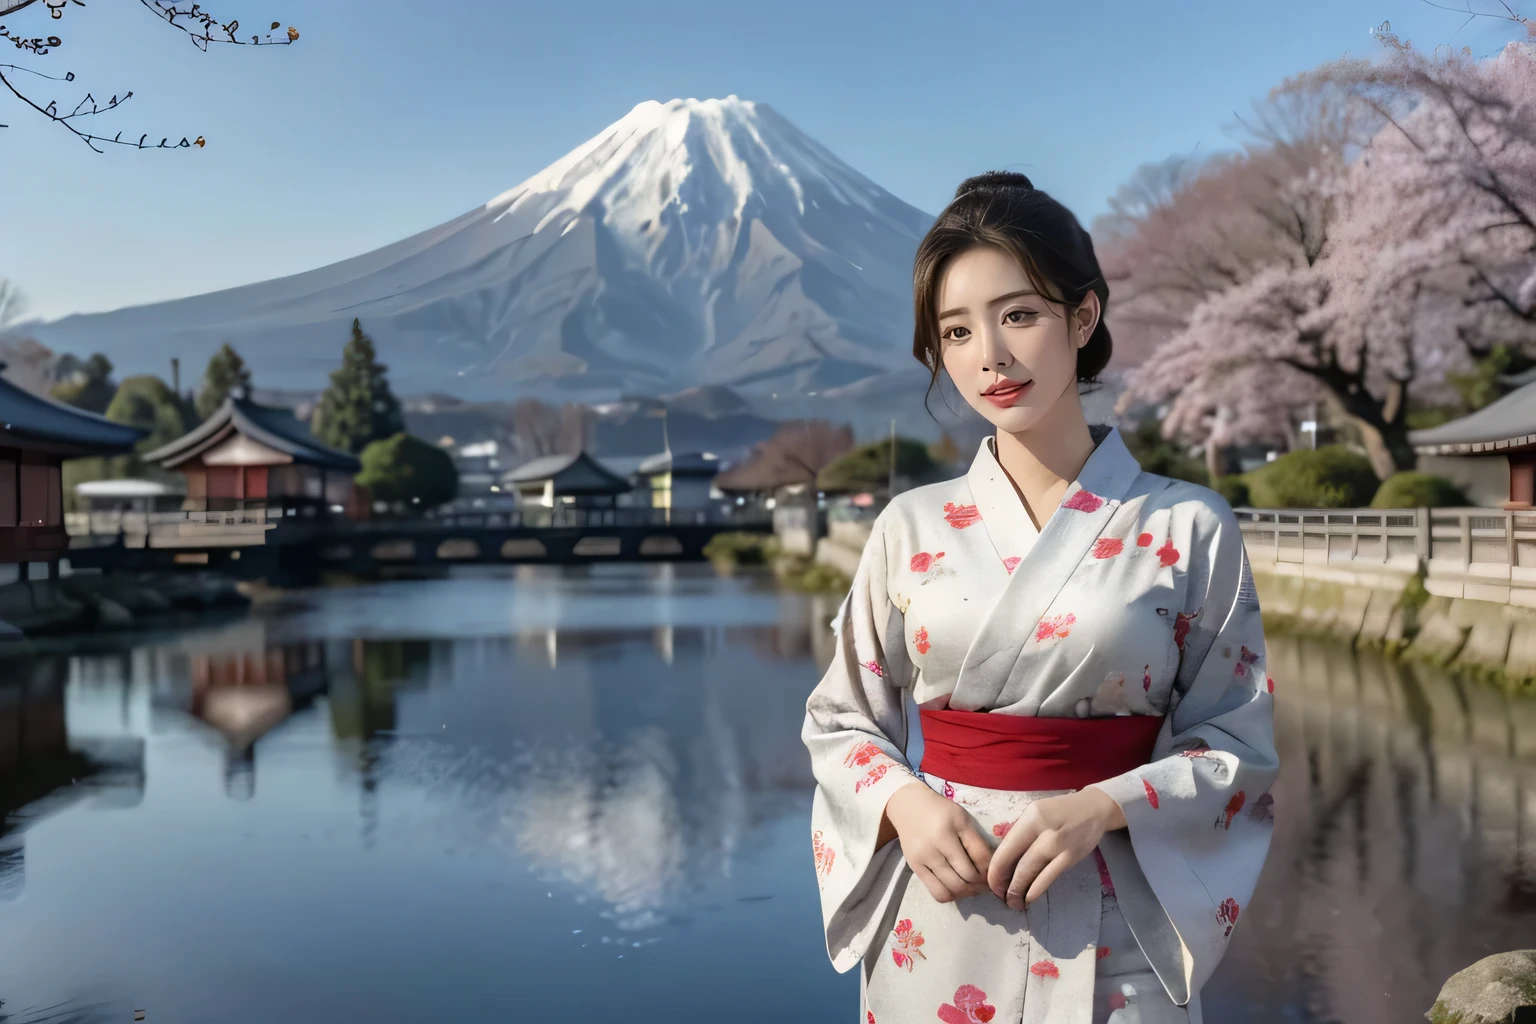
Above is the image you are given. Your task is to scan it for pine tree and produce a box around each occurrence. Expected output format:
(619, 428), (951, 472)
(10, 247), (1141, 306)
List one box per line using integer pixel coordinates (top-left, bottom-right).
(312, 318), (405, 454)
(196, 342), (253, 420)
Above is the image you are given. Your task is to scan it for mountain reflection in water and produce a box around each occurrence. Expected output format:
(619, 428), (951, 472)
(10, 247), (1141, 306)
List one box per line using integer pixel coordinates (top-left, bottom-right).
(0, 567), (1530, 1023)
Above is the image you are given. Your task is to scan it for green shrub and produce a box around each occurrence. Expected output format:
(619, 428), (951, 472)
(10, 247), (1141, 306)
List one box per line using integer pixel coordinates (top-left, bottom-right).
(1370, 471), (1468, 509)
(1242, 445), (1379, 508)
(703, 531), (773, 571)
(1213, 476), (1250, 508)
(818, 438), (934, 493)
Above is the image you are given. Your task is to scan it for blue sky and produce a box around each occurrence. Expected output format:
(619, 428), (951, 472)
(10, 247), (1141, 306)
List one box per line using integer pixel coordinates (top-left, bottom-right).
(2, 0), (1527, 322)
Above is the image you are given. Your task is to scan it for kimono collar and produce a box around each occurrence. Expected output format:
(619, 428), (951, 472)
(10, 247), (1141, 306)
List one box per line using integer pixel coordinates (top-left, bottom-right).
(964, 424), (1143, 559)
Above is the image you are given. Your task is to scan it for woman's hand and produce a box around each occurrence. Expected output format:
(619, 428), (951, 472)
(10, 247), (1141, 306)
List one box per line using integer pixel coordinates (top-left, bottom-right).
(986, 787), (1127, 911)
(882, 781), (994, 904)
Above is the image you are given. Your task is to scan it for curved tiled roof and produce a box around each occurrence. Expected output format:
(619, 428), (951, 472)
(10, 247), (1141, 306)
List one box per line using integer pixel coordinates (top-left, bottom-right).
(141, 391), (361, 472)
(0, 373), (145, 457)
(1409, 380), (1536, 454)
(502, 451), (631, 495)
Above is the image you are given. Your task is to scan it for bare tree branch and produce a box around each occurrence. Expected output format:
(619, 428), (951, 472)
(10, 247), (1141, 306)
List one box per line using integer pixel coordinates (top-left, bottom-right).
(0, 0), (296, 149)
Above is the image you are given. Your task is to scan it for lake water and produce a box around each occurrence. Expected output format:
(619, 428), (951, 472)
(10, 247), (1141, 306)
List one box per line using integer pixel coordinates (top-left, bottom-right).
(0, 565), (1533, 1023)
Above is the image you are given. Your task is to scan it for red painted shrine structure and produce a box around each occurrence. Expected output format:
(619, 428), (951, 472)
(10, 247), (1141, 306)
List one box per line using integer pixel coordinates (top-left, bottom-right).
(0, 366), (145, 574)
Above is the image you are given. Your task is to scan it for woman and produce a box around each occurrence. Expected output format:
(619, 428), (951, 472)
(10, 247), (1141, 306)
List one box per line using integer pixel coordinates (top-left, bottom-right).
(802, 171), (1277, 1024)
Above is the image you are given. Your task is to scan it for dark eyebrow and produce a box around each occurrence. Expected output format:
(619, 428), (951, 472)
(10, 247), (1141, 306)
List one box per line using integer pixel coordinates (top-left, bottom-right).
(937, 289), (1040, 319)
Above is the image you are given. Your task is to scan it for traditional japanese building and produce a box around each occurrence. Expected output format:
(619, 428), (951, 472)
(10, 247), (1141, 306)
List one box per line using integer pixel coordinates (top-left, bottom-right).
(1409, 380), (1536, 508)
(141, 387), (365, 517)
(502, 451), (633, 509)
(0, 366), (145, 575)
(633, 450), (722, 513)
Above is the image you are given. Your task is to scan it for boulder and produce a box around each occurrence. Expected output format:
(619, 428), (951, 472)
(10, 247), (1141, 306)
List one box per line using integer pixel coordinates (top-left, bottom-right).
(1427, 950), (1536, 1023)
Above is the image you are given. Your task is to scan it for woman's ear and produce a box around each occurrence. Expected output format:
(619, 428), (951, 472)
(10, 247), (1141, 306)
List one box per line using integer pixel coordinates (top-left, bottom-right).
(1073, 292), (1102, 348)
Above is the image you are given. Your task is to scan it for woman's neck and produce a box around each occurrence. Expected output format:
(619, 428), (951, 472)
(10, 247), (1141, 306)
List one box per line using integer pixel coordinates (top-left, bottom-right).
(992, 393), (1096, 530)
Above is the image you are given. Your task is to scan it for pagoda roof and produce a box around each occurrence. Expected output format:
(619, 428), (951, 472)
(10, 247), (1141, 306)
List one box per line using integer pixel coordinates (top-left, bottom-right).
(502, 451), (632, 495)
(142, 388), (361, 473)
(0, 372), (144, 458)
(1409, 379), (1536, 455)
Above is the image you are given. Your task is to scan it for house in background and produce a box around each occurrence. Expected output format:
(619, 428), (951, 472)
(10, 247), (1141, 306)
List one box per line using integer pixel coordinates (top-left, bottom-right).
(141, 386), (365, 518)
(74, 479), (183, 515)
(1408, 381), (1536, 507)
(0, 366), (145, 580)
(633, 451), (722, 516)
(502, 451), (633, 510)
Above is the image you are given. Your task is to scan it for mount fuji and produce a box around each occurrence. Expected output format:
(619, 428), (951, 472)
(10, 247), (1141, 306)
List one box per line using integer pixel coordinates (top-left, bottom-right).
(25, 97), (943, 425)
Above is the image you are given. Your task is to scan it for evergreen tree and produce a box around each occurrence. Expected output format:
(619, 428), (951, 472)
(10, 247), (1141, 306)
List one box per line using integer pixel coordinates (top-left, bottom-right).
(50, 352), (117, 414)
(196, 342), (253, 420)
(356, 433), (459, 512)
(312, 319), (405, 454)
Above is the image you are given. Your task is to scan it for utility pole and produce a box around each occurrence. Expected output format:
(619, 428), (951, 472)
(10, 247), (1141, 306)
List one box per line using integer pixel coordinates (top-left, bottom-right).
(887, 418), (897, 498)
(171, 357), (180, 397)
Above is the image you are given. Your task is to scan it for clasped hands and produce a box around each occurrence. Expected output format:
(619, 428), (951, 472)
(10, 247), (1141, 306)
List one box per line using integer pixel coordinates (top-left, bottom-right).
(881, 781), (1127, 912)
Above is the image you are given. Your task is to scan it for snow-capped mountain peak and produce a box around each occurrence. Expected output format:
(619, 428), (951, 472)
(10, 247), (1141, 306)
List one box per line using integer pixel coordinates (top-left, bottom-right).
(26, 97), (938, 410)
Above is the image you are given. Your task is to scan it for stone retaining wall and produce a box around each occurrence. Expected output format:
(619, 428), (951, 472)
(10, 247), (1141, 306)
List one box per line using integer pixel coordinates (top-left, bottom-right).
(1252, 556), (1536, 687)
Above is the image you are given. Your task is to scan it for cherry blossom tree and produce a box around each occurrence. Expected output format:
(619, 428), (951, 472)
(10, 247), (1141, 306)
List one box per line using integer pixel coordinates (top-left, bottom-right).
(1, 0), (297, 152)
(1121, 17), (1536, 479)
(1107, 74), (1371, 468)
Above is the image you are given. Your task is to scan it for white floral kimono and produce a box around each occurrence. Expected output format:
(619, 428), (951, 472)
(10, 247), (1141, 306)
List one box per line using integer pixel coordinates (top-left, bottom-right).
(803, 426), (1278, 1024)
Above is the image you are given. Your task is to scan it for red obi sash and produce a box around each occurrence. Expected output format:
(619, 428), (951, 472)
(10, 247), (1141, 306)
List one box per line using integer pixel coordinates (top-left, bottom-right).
(918, 709), (1165, 791)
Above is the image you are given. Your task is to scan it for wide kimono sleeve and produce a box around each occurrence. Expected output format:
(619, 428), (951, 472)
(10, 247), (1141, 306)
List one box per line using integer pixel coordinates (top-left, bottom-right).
(1089, 497), (1279, 1006)
(802, 511), (925, 974)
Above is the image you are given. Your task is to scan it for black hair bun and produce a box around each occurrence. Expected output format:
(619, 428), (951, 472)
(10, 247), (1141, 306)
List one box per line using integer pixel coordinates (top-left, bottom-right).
(953, 171), (1035, 199)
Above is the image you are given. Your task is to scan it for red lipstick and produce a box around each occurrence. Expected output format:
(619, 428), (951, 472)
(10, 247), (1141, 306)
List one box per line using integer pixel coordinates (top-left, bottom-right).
(981, 378), (1032, 408)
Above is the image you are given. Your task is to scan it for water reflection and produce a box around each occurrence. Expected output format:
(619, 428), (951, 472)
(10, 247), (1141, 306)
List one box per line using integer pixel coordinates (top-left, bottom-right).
(1208, 635), (1536, 1024)
(0, 569), (1530, 1022)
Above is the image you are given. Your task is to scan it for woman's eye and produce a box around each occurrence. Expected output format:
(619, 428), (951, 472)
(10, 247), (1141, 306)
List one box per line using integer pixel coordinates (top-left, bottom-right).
(1003, 309), (1039, 324)
(943, 326), (971, 342)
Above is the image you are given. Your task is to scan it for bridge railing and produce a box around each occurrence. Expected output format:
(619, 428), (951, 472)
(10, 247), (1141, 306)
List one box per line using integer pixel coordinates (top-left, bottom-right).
(1235, 505), (1536, 603)
(66, 505), (774, 539)
(339, 506), (773, 532)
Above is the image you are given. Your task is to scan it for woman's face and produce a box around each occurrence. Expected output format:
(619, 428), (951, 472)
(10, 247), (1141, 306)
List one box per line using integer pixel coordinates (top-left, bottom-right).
(936, 245), (1099, 433)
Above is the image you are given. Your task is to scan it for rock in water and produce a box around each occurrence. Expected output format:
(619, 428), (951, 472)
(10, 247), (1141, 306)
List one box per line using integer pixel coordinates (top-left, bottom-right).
(1428, 950), (1536, 1023)
(93, 597), (133, 628)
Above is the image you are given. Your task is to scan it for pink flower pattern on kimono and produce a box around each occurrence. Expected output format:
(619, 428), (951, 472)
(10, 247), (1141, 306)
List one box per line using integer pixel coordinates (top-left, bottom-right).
(812, 830), (836, 888)
(1217, 897), (1240, 937)
(1034, 613), (1075, 643)
(1248, 791), (1276, 825)
(1029, 959), (1060, 979)
(1174, 610), (1198, 650)
(1142, 664), (1152, 691)
(1143, 778), (1160, 809)
(1156, 536), (1180, 568)
(854, 762), (894, 794)
(914, 627), (931, 655)
(844, 741), (884, 769)
(911, 551), (952, 585)
(1093, 848), (1115, 897)
(1002, 555), (1022, 575)
(937, 984), (997, 1024)
(1092, 537), (1124, 559)
(943, 503), (982, 529)
(868, 1014), (876, 1024)
(1062, 489), (1104, 513)
(1234, 645), (1260, 677)
(1267, 674), (1276, 693)
(942, 780), (955, 800)
(1136, 532), (1154, 548)
(889, 918), (927, 972)
(863, 660), (884, 678)
(992, 820), (1012, 839)
(1216, 791), (1246, 830)
(844, 740), (899, 794)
